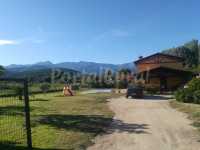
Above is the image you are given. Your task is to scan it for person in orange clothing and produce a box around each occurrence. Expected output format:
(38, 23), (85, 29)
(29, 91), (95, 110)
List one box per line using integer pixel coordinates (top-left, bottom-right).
(63, 85), (74, 96)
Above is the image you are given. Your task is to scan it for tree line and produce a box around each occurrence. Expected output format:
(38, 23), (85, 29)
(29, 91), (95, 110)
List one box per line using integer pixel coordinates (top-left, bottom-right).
(163, 39), (200, 69)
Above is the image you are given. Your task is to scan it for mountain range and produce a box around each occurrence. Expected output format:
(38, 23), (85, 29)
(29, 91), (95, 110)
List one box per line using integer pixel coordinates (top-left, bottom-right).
(5, 61), (135, 75)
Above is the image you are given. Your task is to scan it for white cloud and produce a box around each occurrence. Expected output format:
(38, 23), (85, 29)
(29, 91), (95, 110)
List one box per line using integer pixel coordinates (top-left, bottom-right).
(0, 40), (17, 46)
(0, 27), (46, 46)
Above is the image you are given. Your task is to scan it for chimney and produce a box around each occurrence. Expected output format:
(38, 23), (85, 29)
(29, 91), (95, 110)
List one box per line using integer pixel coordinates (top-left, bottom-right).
(139, 56), (143, 59)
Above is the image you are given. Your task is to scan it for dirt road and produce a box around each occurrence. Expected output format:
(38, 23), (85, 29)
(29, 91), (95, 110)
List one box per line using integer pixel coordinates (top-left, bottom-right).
(87, 96), (200, 150)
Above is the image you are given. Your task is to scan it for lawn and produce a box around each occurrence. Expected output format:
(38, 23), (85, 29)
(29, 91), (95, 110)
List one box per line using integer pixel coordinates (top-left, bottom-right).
(170, 100), (200, 132)
(0, 91), (120, 150)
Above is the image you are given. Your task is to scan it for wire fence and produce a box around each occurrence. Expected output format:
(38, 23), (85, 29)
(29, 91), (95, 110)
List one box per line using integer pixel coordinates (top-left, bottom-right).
(0, 78), (32, 150)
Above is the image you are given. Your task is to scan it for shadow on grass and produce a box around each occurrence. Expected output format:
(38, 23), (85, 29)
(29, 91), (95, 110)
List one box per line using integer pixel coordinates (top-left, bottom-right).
(30, 98), (49, 102)
(0, 106), (24, 116)
(0, 142), (64, 150)
(0, 105), (37, 116)
(0, 115), (149, 149)
(37, 115), (111, 135)
(37, 114), (149, 135)
(54, 95), (64, 97)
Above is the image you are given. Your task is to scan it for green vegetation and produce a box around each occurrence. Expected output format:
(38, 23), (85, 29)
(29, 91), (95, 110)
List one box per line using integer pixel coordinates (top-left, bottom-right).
(175, 78), (200, 104)
(4, 66), (133, 90)
(29, 83), (64, 94)
(163, 39), (200, 68)
(81, 69), (132, 89)
(0, 66), (5, 76)
(13, 85), (24, 100)
(40, 83), (51, 93)
(170, 100), (200, 132)
(5, 68), (80, 83)
(0, 92), (119, 150)
(171, 38), (200, 102)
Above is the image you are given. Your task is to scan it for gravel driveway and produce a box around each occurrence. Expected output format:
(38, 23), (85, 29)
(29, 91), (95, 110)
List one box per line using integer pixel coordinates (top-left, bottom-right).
(87, 95), (200, 150)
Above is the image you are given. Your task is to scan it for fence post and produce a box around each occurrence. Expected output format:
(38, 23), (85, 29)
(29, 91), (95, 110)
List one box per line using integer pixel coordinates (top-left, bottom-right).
(24, 79), (32, 150)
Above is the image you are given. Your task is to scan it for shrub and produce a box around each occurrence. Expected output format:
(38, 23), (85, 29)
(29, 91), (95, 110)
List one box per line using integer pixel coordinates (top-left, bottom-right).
(14, 86), (24, 100)
(144, 85), (159, 95)
(117, 80), (129, 89)
(175, 89), (185, 102)
(71, 84), (80, 90)
(193, 90), (200, 104)
(175, 78), (200, 103)
(187, 78), (200, 91)
(183, 89), (194, 103)
(175, 88), (193, 103)
(40, 83), (51, 93)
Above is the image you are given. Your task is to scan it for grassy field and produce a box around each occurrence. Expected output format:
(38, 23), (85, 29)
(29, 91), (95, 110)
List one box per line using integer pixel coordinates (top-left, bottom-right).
(170, 100), (200, 132)
(0, 91), (121, 150)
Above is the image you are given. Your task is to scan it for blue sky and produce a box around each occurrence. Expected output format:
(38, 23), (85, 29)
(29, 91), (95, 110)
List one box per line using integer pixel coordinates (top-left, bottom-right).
(0, 0), (200, 65)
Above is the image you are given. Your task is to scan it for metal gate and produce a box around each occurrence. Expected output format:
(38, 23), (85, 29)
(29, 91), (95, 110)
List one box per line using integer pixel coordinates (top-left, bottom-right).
(0, 78), (32, 150)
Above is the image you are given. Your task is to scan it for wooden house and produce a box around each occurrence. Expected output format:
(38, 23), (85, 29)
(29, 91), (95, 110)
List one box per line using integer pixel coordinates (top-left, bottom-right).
(134, 53), (192, 91)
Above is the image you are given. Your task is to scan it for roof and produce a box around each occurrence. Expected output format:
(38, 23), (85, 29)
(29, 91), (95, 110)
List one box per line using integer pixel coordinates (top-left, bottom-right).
(136, 65), (192, 74)
(134, 53), (184, 64)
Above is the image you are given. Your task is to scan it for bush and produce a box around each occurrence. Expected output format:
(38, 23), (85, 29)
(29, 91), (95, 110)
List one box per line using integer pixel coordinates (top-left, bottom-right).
(187, 78), (200, 91)
(183, 89), (193, 103)
(116, 80), (128, 89)
(175, 89), (185, 102)
(14, 86), (24, 100)
(193, 90), (200, 104)
(144, 85), (159, 95)
(175, 88), (192, 103)
(40, 83), (51, 93)
(71, 84), (80, 90)
(175, 78), (200, 104)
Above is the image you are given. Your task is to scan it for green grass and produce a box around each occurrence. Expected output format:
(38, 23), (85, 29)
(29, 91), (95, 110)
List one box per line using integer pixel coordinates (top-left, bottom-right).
(170, 100), (200, 131)
(0, 92), (120, 150)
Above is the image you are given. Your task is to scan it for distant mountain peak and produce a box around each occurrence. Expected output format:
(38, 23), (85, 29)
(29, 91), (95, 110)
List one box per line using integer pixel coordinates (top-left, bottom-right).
(34, 61), (53, 66)
(6, 64), (27, 69)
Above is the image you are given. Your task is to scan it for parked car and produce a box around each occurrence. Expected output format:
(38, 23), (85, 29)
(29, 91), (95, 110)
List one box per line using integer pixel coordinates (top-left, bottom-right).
(126, 85), (144, 98)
